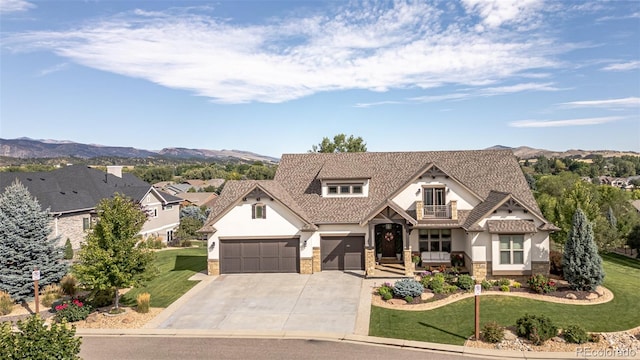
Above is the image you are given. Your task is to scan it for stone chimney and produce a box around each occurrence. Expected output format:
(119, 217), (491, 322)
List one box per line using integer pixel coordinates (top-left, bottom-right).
(106, 166), (123, 178)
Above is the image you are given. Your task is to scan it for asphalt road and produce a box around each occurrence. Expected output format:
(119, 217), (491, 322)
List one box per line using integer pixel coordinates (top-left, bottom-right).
(80, 336), (477, 360)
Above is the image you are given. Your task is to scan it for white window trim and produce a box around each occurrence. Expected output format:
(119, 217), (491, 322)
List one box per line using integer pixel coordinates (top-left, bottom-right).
(322, 180), (369, 197)
(492, 234), (531, 271)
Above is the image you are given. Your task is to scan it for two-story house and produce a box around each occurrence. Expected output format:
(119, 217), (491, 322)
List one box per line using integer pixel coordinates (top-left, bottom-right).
(200, 150), (558, 280)
(0, 165), (182, 249)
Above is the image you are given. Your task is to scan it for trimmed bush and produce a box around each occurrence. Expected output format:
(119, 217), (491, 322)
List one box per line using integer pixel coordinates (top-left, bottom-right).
(180, 239), (192, 248)
(85, 289), (114, 308)
(496, 278), (510, 287)
(382, 292), (392, 301)
(482, 321), (504, 343)
(404, 295), (413, 303)
(549, 250), (563, 276)
(516, 314), (558, 345)
(0, 291), (14, 316)
(456, 274), (474, 291)
(40, 284), (62, 308)
(428, 273), (446, 294)
(527, 274), (557, 294)
(60, 274), (78, 297)
(500, 285), (510, 292)
(136, 292), (150, 314)
(563, 325), (589, 344)
(64, 238), (74, 260)
(53, 299), (92, 323)
(512, 281), (521, 289)
(392, 278), (424, 298)
(443, 284), (459, 294)
(481, 279), (492, 290)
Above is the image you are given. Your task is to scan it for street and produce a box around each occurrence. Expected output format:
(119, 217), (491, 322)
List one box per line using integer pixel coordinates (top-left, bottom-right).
(80, 336), (477, 360)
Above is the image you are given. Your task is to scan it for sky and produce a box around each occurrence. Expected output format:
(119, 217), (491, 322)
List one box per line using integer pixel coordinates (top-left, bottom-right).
(0, 0), (639, 158)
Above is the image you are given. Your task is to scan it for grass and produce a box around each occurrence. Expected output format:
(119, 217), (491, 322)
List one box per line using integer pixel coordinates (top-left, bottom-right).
(121, 247), (207, 308)
(369, 254), (640, 345)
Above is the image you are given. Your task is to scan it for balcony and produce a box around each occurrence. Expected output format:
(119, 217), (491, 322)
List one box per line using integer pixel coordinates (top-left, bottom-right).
(416, 200), (458, 220)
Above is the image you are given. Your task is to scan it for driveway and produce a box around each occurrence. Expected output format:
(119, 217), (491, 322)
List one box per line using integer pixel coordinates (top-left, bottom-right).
(155, 272), (363, 334)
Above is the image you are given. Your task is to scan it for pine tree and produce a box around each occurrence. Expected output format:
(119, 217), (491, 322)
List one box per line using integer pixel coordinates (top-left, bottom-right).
(563, 208), (605, 291)
(73, 193), (154, 310)
(64, 238), (74, 260)
(0, 181), (67, 302)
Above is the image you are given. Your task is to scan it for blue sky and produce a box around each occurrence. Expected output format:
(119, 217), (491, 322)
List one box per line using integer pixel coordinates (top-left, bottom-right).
(1, 0), (639, 157)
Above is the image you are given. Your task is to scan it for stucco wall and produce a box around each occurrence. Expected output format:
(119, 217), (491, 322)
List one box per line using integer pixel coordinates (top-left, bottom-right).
(392, 178), (481, 211)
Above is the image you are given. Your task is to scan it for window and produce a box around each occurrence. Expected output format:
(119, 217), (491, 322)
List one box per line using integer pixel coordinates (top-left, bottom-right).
(499, 235), (524, 264)
(252, 203), (267, 219)
(423, 187), (446, 206)
(83, 218), (90, 231)
(419, 229), (451, 253)
(165, 205), (173, 210)
(167, 230), (173, 243)
(326, 183), (365, 195)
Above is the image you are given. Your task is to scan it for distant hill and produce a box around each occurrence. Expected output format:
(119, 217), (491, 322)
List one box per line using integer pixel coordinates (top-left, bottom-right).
(486, 145), (640, 160)
(0, 138), (279, 163)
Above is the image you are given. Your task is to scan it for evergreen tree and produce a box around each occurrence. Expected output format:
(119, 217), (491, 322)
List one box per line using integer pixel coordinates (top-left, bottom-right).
(0, 181), (67, 302)
(563, 208), (605, 291)
(63, 238), (74, 260)
(73, 193), (154, 310)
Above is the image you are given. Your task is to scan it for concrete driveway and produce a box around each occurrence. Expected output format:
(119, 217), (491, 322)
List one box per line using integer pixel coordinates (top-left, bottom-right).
(154, 272), (364, 334)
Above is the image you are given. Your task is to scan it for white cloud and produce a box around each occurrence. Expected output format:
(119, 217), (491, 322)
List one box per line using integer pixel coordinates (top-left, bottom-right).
(37, 62), (69, 77)
(461, 0), (544, 29)
(601, 61), (640, 72)
(480, 82), (561, 94)
(561, 97), (640, 108)
(5, 2), (560, 104)
(0, 0), (34, 13)
(353, 100), (404, 108)
(509, 116), (623, 128)
(410, 93), (472, 103)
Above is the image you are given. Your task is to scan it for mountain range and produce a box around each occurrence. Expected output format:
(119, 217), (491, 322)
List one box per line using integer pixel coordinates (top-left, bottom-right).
(0, 138), (636, 163)
(0, 138), (279, 163)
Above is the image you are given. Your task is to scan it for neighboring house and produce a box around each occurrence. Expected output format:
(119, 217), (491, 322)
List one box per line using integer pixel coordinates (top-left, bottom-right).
(176, 192), (218, 208)
(201, 150), (559, 280)
(0, 165), (182, 249)
(158, 179), (225, 195)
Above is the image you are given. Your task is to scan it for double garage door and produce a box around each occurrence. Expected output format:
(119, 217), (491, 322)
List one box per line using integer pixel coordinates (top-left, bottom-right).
(321, 236), (365, 271)
(220, 238), (299, 274)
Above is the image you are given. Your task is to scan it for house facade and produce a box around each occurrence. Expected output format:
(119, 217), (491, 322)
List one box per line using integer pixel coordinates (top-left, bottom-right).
(201, 150), (558, 280)
(0, 165), (181, 248)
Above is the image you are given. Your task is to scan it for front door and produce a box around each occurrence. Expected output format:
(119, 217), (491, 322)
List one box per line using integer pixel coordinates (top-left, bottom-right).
(376, 224), (403, 257)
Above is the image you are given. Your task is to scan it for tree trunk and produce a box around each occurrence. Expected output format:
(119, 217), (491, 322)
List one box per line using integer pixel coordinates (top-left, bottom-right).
(114, 287), (120, 310)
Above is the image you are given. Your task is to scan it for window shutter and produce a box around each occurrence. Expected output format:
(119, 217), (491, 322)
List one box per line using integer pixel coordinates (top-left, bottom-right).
(262, 205), (266, 219)
(252, 204), (256, 219)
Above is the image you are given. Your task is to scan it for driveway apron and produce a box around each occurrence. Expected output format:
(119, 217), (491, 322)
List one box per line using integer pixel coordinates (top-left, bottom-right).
(156, 272), (363, 334)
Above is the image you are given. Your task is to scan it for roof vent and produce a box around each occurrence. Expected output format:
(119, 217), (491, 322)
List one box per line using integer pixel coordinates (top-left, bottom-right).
(60, 191), (65, 195)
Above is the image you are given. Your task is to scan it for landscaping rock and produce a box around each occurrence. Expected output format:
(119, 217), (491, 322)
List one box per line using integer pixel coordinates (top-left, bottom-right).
(503, 329), (517, 340)
(420, 292), (434, 301)
(551, 336), (565, 343)
(586, 293), (599, 300)
(85, 313), (98, 323)
(387, 299), (405, 306)
(565, 293), (577, 300)
(595, 287), (605, 296)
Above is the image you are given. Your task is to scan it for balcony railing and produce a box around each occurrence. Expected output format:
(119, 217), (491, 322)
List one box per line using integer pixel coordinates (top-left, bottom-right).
(416, 200), (458, 220)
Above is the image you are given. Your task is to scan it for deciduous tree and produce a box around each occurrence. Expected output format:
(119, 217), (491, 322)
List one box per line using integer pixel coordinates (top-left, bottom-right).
(73, 194), (154, 310)
(310, 134), (367, 153)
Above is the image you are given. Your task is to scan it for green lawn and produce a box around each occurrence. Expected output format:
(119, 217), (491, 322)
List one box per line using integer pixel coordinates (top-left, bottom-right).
(121, 247), (207, 308)
(369, 254), (640, 345)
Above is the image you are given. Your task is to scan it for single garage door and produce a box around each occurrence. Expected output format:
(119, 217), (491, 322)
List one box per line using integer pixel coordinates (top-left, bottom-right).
(321, 236), (365, 271)
(220, 239), (299, 274)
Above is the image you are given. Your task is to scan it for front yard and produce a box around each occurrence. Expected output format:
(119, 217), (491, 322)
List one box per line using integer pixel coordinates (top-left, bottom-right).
(369, 254), (640, 345)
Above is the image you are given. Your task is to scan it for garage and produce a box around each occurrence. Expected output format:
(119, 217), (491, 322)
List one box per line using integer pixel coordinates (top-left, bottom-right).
(320, 236), (365, 271)
(220, 238), (300, 274)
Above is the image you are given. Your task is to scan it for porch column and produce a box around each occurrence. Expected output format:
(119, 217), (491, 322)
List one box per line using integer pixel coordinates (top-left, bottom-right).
(403, 225), (413, 276)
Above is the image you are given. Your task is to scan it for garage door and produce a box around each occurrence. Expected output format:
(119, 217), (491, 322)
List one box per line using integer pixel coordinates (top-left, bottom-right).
(220, 239), (299, 274)
(321, 236), (365, 271)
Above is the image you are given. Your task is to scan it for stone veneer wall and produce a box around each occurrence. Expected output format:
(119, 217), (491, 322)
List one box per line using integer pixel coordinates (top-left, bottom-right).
(403, 249), (413, 276)
(312, 247), (321, 273)
(300, 258), (313, 274)
(207, 259), (220, 275)
(531, 261), (550, 276)
(471, 262), (487, 281)
(52, 214), (89, 249)
(365, 248), (375, 276)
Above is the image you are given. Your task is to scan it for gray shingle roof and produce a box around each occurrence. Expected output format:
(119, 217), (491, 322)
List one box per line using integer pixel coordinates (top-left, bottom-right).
(206, 150), (553, 228)
(0, 165), (179, 214)
(487, 220), (538, 234)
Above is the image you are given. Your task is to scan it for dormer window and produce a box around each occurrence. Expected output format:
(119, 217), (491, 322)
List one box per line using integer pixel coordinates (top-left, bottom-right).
(328, 183), (364, 195)
(322, 179), (369, 197)
(252, 203), (266, 219)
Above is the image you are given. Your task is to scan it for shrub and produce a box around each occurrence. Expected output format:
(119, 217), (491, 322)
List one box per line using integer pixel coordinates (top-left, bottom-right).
(444, 284), (459, 294)
(563, 325), (588, 344)
(40, 284), (62, 308)
(497, 278), (510, 287)
(549, 250), (563, 276)
(481, 279), (492, 290)
(138, 236), (165, 249)
(404, 295), (413, 303)
(589, 333), (601, 343)
(382, 292), (392, 301)
(136, 292), (151, 314)
(0, 291), (14, 316)
(1, 315), (81, 359)
(53, 299), (92, 323)
(482, 321), (504, 343)
(516, 314), (558, 345)
(64, 238), (74, 260)
(428, 273), (446, 294)
(60, 274), (78, 297)
(512, 281), (521, 289)
(85, 289), (115, 308)
(392, 278), (424, 298)
(527, 274), (557, 294)
(378, 282), (393, 295)
(500, 285), (510, 292)
(456, 274), (475, 291)
(180, 239), (192, 248)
